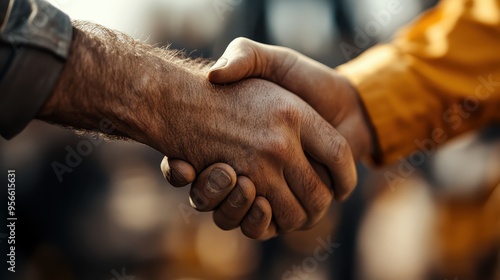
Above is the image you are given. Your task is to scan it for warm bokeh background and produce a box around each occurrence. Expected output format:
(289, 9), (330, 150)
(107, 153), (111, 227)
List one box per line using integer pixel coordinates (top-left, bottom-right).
(1, 0), (499, 279)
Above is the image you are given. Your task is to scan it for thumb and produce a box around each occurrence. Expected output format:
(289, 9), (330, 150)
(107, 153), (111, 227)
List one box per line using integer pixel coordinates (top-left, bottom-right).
(161, 157), (196, 187)
(208, 37), (267, 84)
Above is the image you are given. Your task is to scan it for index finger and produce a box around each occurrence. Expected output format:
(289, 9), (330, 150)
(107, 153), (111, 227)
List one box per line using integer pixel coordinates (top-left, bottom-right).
(300, 108), (357, 201)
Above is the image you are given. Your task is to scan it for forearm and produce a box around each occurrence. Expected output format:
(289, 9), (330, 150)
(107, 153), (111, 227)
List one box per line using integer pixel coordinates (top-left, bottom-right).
(37, 21), (208, 148)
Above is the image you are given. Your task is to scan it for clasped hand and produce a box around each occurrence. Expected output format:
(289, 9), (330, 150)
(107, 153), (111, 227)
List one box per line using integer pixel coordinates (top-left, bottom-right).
(161, 38), (373, 240)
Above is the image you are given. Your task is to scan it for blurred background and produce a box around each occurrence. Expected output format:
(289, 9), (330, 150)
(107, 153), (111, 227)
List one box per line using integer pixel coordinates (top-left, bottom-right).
(1, 0), (499, 279)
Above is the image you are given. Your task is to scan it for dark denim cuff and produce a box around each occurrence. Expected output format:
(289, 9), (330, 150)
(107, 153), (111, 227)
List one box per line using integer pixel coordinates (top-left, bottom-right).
(0, 0), (72, 139)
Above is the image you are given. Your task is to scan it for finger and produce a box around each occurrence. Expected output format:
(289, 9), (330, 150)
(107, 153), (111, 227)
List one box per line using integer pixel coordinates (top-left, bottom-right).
(241, 196), (278, 240)
(284, 151), (333, 229)
(208, 37), (289, 83)
(301, 110), (357, 202)
(189, 163), (237, 212)
(208, 37), (262, 84)
(307, 154), (333, 188)
(258, 220), (278, 241)
(213, 176), (256, 230)
(263, 172), (308, 233)
(208, 37), (298, 84)
(161, 157), (196, 187)
(208, 38), (336, 100)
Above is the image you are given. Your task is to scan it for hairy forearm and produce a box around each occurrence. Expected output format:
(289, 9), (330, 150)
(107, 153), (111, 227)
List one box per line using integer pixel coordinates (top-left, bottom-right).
(37, 21), (209, 146)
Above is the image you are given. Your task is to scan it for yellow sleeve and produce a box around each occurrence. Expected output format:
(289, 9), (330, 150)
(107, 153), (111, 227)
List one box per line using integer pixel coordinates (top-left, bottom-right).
(337, 0), (500, 165)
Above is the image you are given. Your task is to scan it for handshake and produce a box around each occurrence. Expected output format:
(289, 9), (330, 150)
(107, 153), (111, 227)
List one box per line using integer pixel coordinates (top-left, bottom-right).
(159, 38), (376, 240)
(25, 0), (500, 242)
(38, 24), (375, 241)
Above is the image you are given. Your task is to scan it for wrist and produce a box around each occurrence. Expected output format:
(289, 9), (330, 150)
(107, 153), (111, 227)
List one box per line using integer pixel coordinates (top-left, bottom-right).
(354, 92), (379, 163)
(335, 75), (377, 162)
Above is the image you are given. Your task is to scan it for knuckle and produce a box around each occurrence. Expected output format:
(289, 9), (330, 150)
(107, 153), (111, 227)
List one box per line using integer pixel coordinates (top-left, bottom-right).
(232, 36), (251, 46)
(276, 101), (302, 126)
(231, 37), (254, 54)
(263, 134), (292, 160)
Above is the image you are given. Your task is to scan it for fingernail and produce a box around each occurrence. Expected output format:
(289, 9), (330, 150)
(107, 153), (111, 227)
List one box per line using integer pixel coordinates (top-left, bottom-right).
(171, 168), (187, 185)
(228, 185), (246, 207)
(207, 168), (231, 193)
(209, 58), (228, 71)
(248, 207), (263, 223)
(190, 188), (209, 210)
